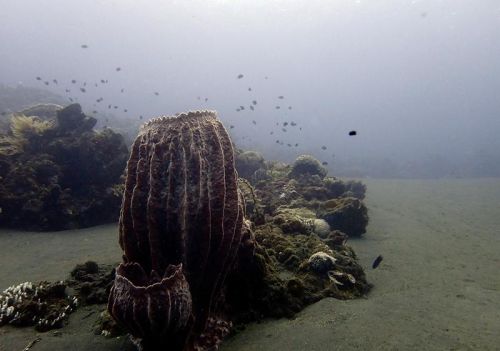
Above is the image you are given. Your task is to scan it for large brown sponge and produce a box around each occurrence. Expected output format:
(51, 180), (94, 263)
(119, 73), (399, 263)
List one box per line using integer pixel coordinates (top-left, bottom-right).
(108, 110), (250, 350)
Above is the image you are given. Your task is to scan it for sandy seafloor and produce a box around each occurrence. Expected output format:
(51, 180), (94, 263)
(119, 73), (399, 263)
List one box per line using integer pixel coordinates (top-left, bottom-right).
(1, 178), (499, 351)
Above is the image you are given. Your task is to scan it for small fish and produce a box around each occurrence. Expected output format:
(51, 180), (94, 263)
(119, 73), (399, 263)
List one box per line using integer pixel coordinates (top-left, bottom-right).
(349, 130), (357, 136)
(205, 98), (208, 102)
(108, 104), (111, 109)
(275, 106), (280, 109)
(287, 143), (292, 147)
(290, 121), (297, 126)
(282, 128), (287, 132)
(114, 106), (118, 109)
(236, 108), (240, 112)
(92, 110), (98, 114)
(53, 79), (58, 84)
(69, 97), (74, 102)
(124, 109), (128, 112)
(248, 87), (252, 91)
(250, 105), (254, 111)
(94, 83), (98, 87)
(288, 106), (292, 110)
(321, 145), (327, 150)
(121, 88), (124, 93)
(80, 88), (86, 93)
(44, 81), (49, 85)
(264, 76), (268, 80)
(278, 95), (284, 99)
(275, 140), (280, 143)
(116, 67), (121, 71)
(101, 79), (106, 83)
(154, 92), (159, 96)
(65, 89), (70, 93)
(139, 115), (143, 119)
(71, 80), (76, 84)
(283, 122), (288, 127)
(372, 255), (383, 269)
(229, 125), (235, 129)
(237, 74), (244, 79)
(252, 100), (257, 105)
(81, 44), (88, 48)
(322, 161), (328, 166)
(270, 131), (274, 135)
(36, 76), (41, 80)
(295, 143), (298, 147)
(240, 106), (245, 110)
(197, 96), (201, 100)
(252, 120), (257, 125)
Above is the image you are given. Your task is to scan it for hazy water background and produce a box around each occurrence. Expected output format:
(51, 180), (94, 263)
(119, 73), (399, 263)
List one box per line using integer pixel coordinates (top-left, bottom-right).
(1, 0), (499, 178)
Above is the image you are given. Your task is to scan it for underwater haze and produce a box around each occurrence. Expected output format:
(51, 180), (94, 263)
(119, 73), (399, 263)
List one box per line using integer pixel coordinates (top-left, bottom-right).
(1, 2), (500, 351)
(1, 0), (499, 177)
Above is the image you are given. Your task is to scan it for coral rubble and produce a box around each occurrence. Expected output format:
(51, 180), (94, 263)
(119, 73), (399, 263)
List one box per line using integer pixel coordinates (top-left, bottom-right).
(0, 103), (128, 230)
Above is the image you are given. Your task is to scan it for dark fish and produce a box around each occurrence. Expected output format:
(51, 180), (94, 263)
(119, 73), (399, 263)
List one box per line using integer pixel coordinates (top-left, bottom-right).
(83, 82), (87, 86)
(237, 74), (244, 79)
(101, 79), (106, 83)
(295, 143), (299, 147)
(250, 105), (254, 111)
(114, 106), (118, 109)
(236, 108), (240, 112)
(287, 143), (291, 147)
(154, 92), (159, 96)
(252, 100), (257, 105)
(278, 96), (284, 99)
(124, 109), (128, 112)
(197, 96), (201, 100)
(36, 76), (41, 80)
(116, 67), (121, 71)
(205, 98), (208, 102)
(94, 83), (98, 87)
(240, 106), (245, 110)
(252, 120), (256, 125)
(283, 122), (288, 126)
(139, 115), (143, 119)
(264, 76), (268, 79)
(349, 130), (357, 136)
(270, 131), (274, 135)
(275, 140), (279, 143)
(44, 81), (49, 85)
(92, 110), (98, 114)
(321, 145), (327, 150)
(69, 97), (74, 102)
(288, 106), (292, 110)
(290, 121), (297, 126)
(121, 88), (124, 93)
(229, 125), (234, 129)
(322, 161), (328, 166)
(71, 80), (76, 84)
(81, 44), (88, 48)
(108, 104), (111, 109)
(53, 79), (58, 84)
(282, 128), (287, 132)
(80, 88), (86, 93)
(65, 89), (70, 93)
(248, 87), (252, 91)
(372, 255), (383, 269)
(275, 106), (280, 109)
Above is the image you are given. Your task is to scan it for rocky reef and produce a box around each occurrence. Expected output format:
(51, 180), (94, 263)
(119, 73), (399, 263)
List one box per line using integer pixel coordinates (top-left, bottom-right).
(0, 103), (128, 230)
(0, 111), (372, 351)
(236, 153), (369, 238)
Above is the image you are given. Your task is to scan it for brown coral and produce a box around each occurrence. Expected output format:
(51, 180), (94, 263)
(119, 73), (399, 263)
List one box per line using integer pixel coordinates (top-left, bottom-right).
(108, 110), (250, 350)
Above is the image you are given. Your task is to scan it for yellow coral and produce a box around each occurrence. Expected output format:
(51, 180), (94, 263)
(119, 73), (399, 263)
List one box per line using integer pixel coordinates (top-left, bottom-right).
(0, 114), (54, 156)
(10, 114), (54, 138)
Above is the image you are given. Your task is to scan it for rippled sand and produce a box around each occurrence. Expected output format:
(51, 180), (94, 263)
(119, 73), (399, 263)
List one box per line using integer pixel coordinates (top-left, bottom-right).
(1, 178), (499, 351)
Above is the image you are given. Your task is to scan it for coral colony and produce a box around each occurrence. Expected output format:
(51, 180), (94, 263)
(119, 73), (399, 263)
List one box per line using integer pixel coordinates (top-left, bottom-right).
(0, 281), (78, 331)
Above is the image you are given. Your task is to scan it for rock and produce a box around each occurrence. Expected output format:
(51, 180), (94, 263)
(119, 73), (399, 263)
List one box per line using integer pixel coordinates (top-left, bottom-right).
(235, 150), (265, 180)
(289, 155), (328, 180)
(317, 197), (369, 237)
